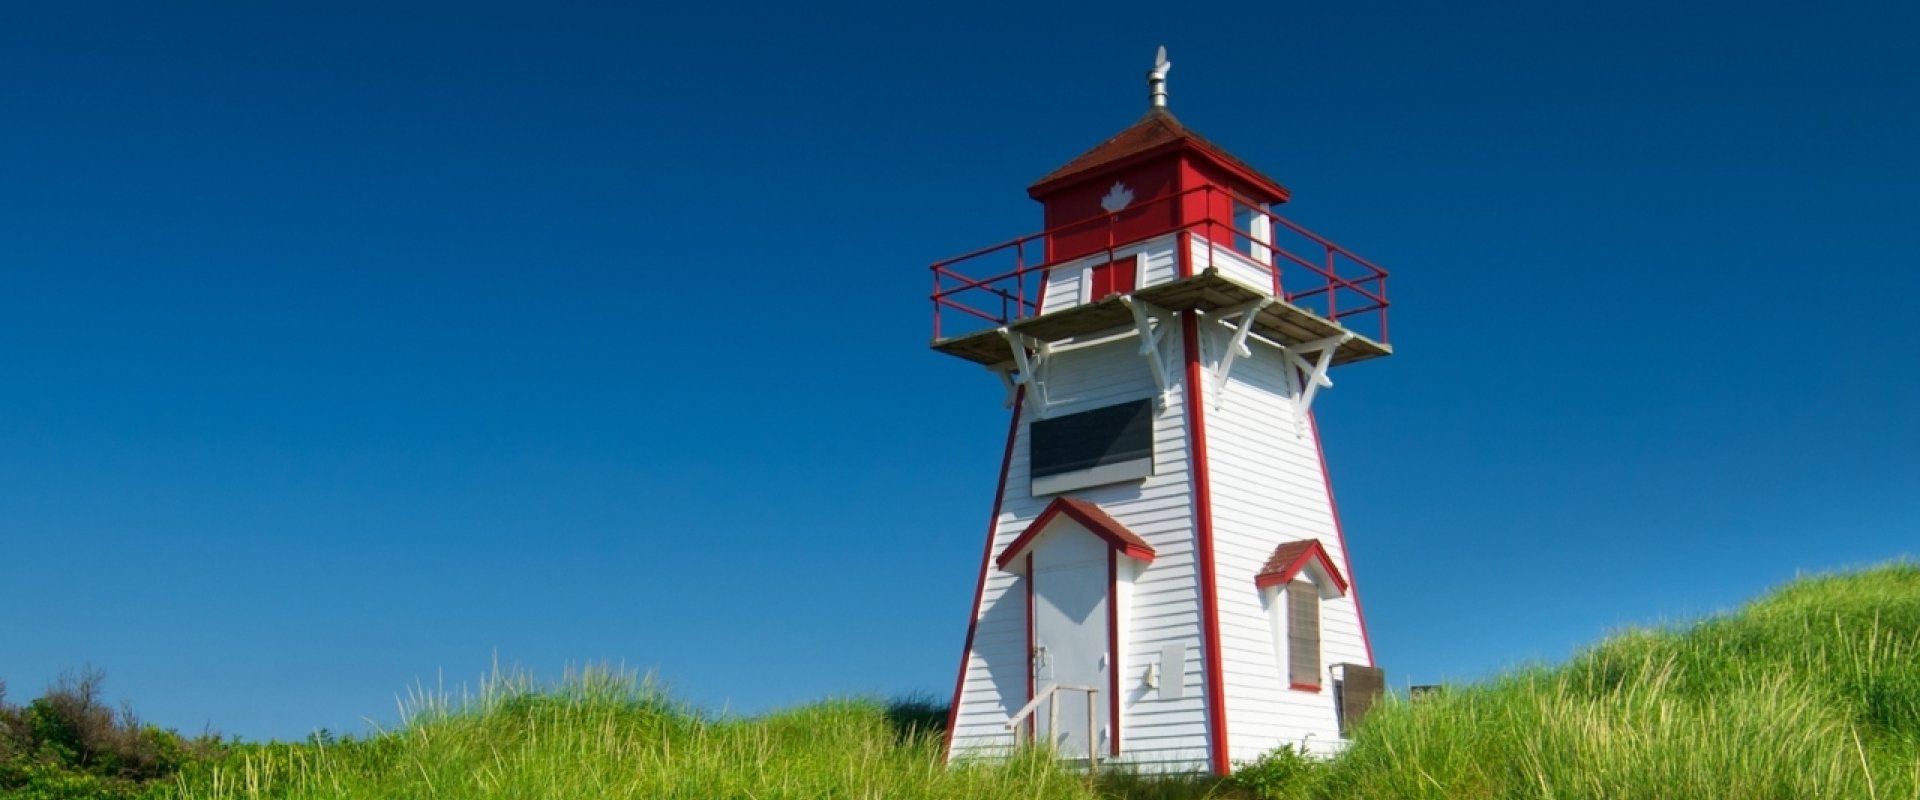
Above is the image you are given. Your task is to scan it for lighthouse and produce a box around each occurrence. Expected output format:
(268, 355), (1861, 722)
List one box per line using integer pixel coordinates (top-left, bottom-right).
(931, 50), (1392, 774)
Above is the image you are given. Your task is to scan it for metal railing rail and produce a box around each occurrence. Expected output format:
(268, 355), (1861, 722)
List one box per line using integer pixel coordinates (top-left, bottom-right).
(930, 185), (1390, 345)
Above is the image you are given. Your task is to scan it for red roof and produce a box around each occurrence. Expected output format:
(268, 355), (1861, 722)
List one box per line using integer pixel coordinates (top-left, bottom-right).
(996, 496), (1156, 569)
(1253, 539), (1349, 593)
(1027, 107), (1291, 201)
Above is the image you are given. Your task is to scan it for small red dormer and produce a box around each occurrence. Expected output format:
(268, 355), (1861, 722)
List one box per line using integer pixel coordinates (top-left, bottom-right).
(1028, 106), (1292, 269)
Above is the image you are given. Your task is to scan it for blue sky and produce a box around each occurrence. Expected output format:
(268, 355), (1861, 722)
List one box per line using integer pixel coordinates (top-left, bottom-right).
(2, 1), (1916, 740)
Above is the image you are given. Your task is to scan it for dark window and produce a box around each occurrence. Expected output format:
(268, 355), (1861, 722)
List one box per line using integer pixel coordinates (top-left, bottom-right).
(1030, 399), (1154, 483)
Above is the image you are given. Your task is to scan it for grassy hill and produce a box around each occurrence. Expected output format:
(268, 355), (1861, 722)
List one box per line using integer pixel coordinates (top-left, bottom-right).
(165, 673), (1114, 800)
(1317, 562), (1920, 799)
(8, 562), (1917, 799)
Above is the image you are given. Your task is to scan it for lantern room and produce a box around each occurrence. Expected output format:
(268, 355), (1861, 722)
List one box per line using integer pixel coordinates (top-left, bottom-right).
(1028, 105), (1292, 271)
(929, 84), (1392, 380)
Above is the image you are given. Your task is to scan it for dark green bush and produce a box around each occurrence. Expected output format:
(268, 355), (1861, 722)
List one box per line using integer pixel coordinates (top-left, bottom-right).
(0, 670), (221, 800)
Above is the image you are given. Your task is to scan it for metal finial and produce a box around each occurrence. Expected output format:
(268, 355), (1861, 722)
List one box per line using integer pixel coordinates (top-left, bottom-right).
(1147, 46), (1171, 108)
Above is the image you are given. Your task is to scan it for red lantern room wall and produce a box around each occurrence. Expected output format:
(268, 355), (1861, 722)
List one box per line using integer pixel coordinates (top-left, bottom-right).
(927, 49), (1396, 775)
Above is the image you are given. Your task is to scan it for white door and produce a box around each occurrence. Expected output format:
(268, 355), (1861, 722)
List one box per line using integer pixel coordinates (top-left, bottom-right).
(1030, 528), (1110, 759)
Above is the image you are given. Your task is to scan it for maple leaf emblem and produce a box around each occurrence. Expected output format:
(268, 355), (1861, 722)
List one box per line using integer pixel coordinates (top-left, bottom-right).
(1100, 181), (1134, 214)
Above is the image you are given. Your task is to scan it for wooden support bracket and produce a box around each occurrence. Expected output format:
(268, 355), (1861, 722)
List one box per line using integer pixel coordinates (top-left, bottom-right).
(1001, 328), (1054, 419)
(1278, 333), (1352, 436)
(1120, 297), (1176, 409)
(1207, 298), (1274, 409)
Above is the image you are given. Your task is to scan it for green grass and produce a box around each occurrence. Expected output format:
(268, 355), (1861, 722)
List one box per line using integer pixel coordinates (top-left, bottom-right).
(142, 562), (1920, 800)
(1314, 562), (1920, 799)
(163, 668), (1117, 800)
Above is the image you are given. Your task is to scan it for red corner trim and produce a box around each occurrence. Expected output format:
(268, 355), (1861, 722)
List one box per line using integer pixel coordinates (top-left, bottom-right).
(1025, 553), (1036, 740)
(1181, 311), (1231, 775)
(1252, 539), (1349, 594)
(1107, 548), (1122, 757)
(1308, 411), (1375, 668)
(995, 496), (1157, 570)
(942, 388), (1026, 759)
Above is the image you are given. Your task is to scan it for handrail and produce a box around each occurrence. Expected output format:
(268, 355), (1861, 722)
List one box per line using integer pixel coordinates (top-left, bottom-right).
(1007, 683), (1102, 772)
(929, 183), (1391, 345)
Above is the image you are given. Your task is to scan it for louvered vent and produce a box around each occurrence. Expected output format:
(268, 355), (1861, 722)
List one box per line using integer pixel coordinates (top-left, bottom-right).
(1286, 581), (1320, 688)
(1029, 399), (1154, 495)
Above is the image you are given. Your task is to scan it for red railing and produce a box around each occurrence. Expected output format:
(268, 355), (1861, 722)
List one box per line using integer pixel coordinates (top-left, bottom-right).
(931, 185), (1390, 344)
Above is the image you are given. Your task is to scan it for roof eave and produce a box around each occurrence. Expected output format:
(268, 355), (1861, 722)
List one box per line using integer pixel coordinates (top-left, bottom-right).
(1028, 137), (1293, 204)
(1253, 540), (1349, 593)
(995, 496), (1158, 570)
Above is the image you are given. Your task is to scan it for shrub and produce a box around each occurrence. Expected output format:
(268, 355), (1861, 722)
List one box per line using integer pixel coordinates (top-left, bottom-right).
(0, 669), (220, 799)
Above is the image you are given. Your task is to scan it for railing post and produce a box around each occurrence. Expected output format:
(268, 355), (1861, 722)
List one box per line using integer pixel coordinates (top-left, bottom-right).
(1016, 242), (1026, 319)
(1379, 275), (1389, 341)
(1086, 688), (1099, 774)
(1049, 693), (1059, 749)
(1107, 214), (1117, 271)
(1207, 186), (1218, 274)
(1326, 247), (1338, 320)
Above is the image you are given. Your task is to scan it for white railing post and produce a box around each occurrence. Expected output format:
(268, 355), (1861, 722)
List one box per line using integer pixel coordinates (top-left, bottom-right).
(1048, 693), (1059, 746)
(1086, 687), (1099, 774)
(1008, 683), (1104, 769)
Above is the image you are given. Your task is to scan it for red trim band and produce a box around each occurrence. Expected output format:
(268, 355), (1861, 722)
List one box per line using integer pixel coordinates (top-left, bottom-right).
(1308, 412), (1375, 667)
(942, 388), (1026, 759)
(996, 496), (1157, 569)
(1181, 311), (1231, 775)
(1107, 548), (1122, 757)
(1025, 552), (1036, 740)
(1252, 539), (1350, 594)
(1289, 682), (1323, 693)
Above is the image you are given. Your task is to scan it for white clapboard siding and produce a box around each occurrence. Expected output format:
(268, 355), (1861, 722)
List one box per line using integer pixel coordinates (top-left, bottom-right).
(1037, 235), (1182, 314)
(951, 299), (1373, 769)
(950, 331), (1215, 769)
(1197, 324), (1370, 760)
(1137, 235), (1181, 287)
(1185, 235), (1278, 295)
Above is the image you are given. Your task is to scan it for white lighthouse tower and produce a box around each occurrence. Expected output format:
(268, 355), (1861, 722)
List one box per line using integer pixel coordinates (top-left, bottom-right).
(931, 51), (1392, 775)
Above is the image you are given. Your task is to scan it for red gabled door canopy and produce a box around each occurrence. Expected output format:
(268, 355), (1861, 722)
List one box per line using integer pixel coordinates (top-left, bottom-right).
(1024, 107), (1294, 266)
(997, 496), (1157, 571)
(1253, 538), (1349, 594)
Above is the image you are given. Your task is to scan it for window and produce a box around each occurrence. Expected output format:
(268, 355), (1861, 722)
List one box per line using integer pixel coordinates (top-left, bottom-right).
(1029, 399), (1154, 495)
(1255, 539), (1346, 693)
(1287, 579), (1321, 690)
(1085, 255), (1138, 301)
